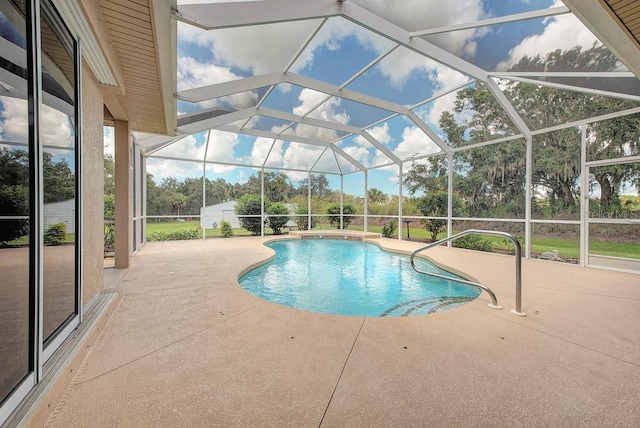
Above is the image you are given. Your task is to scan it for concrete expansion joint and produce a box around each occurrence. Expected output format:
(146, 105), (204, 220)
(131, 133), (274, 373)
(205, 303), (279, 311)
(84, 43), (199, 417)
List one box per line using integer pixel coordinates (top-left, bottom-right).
(318, 317), (366, 428)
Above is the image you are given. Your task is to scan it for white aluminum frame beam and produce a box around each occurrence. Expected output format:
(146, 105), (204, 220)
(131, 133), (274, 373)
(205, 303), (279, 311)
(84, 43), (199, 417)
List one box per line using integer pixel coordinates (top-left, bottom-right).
(484, 78), (532, 140)
(257, 108), (401, 164)
(410, 6), (570, 37)
(177, 73), (284, 103)
(177, 72), (450, 155)
(174, 0), (342, 30)
(340, 1), (487, 81)
(490, 75), (640, 102)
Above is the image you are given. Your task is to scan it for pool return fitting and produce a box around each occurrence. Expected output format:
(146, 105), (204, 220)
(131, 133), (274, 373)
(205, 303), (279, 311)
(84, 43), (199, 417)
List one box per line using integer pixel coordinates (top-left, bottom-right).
(409, 229), (526, 317)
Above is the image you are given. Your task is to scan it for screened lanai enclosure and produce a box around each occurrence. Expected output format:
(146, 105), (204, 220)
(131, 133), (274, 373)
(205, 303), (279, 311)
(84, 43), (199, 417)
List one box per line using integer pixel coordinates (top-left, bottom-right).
(131, 0), (639, 272)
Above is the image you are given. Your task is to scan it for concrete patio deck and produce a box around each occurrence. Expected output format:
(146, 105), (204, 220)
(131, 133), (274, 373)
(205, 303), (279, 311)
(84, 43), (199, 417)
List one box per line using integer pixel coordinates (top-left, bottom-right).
(33, 235), (640, 427)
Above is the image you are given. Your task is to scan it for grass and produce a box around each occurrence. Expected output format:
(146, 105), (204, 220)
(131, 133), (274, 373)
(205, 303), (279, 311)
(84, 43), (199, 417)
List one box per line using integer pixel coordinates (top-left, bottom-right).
(142, 221), (639, 260)
(6, 233), (76, 247)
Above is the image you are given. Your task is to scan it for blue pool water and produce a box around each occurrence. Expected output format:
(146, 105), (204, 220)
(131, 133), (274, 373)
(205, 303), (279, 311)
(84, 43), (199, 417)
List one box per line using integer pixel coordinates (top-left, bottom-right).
(239, 239), (481, 317)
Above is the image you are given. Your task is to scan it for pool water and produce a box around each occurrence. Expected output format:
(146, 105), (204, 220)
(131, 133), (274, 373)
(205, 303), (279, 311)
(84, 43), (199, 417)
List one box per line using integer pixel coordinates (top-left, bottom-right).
(239, 239), (480, 317)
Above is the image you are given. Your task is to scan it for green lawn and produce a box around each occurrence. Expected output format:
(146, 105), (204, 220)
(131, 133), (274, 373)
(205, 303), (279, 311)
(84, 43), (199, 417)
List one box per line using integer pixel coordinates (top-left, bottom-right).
(350, 224), (638, 260)
(142, 221), (639, 260)
(6, 233), (76, 247)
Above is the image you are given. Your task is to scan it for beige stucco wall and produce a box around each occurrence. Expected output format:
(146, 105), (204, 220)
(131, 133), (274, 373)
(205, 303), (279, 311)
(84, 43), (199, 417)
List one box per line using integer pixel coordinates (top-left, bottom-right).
(81, 63), (104, 305)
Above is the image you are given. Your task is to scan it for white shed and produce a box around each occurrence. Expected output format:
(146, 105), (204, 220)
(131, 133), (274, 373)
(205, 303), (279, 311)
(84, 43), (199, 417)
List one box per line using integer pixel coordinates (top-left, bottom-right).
(200, 201), (240, 229)
(43, 199), (75, 231)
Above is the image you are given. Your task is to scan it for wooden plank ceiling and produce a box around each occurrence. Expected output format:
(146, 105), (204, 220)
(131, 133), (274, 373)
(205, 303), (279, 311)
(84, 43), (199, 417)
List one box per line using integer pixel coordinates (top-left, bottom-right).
(604, 0), (640, 46)
(100, 0), (167, 133)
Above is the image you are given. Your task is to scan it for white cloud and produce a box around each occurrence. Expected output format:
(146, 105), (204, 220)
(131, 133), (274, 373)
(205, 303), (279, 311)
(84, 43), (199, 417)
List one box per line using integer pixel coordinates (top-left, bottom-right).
(0, 98), (72, 149)
(371, 126), (440, 172)
(375, 48), (470, 92)
(351, 0), (486, 56)
(289, 17), (394, 74)
(0, 96), (28, 143)
(178, 20), (319, 76)
(177, 56), (259, 109)
(281, 142), (326, 179)
(147, 134), (208, 180)
(421, 90), (460, 128)
(393, 126), (440, 160)
(341, 145), (371, 165)
(103, 126), (114, 156)
(41, 105), (74, 148)
(358, 123), (391, 146)
(496, 12), (601, 71)
(206, 130), (239, 165)
(250, 137), (284, 167)
(313, 148), (341, 173)
(292, 89), (350, 142)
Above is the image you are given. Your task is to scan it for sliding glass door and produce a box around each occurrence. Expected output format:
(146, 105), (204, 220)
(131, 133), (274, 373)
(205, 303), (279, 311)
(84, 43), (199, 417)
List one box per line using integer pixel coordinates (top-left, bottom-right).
(0, 0), (80, 420)
(40, 0), (79, 346)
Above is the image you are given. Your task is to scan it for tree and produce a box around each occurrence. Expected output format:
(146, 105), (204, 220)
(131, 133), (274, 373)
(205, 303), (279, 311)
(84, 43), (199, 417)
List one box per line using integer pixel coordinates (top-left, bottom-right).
(266, 202), (289, 235)
(324, 203), (356, 229)
(43, 152), (75, 203)
(294, 204), (317, 230)
(235, 194), (269, 235)
(404, 45), (639, 219)
(145, 173), (163, 216)
(416, 191), (465, 241)
(506, 45), (638, 211)
(403, 158), (448, 195)
(243, 171), (295, 202)
(0, 148), (29, 245)
(104, 153), (115, 195)
(298, 174), (330, 199)
(587, 114), (640, 210)
(367, 188), (388, 205)
(172, 193), (187, 216)
(0, 147), (29, 186)
(0, 184), (29, 245)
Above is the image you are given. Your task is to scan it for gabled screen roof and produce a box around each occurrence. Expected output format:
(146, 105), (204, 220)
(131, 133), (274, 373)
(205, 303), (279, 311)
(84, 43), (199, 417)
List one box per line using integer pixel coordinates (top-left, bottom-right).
(140, 0), (640, 178)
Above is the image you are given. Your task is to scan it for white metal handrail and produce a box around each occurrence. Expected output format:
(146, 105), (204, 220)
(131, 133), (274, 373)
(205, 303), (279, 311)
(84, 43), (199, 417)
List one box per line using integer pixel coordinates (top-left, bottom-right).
(410, 229), (526, 316)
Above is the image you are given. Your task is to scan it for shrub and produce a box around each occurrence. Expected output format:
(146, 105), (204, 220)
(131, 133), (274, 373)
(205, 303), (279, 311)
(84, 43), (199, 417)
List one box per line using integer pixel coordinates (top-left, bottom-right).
(453, 234), (493, 252)
(147, 229), (201, 241)
(44, 223), (67, 246)
(266, 202), (289, 235)
(104, 194), (115, 252)
(220, 220), (234, 238)
(381, 220), (396, 238)
(416, 191), (465, 241)
(235, 194), (269, 235)
(0, 184), (29, 245)
(501, 235), (523, 255)
(324, 203), (356, 229)
(294, 204), (317, 230)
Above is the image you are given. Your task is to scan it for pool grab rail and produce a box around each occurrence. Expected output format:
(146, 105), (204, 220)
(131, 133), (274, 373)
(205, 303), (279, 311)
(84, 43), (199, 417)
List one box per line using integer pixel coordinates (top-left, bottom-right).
(409, 229), (526, 317)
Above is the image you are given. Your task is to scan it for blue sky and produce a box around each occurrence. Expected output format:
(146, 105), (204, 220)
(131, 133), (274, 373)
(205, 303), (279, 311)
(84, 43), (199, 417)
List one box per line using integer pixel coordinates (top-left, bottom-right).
(150, 0), (614, 195)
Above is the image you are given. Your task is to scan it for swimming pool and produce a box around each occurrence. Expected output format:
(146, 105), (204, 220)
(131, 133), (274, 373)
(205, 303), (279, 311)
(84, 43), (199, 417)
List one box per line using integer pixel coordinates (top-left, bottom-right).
(239, 239), (481, 317)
